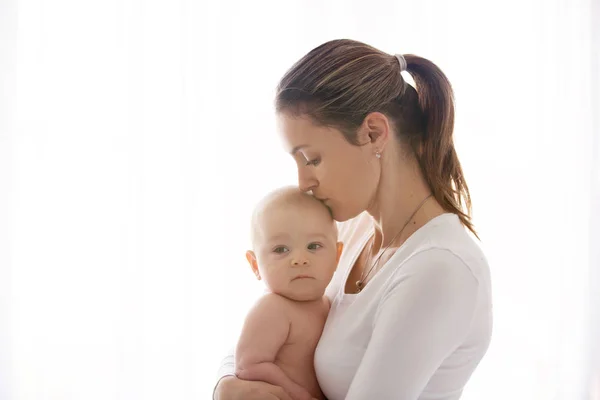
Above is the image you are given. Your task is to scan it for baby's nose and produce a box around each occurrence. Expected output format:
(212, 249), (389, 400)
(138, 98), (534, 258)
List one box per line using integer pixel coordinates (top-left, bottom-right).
(291, 258), (309, 266)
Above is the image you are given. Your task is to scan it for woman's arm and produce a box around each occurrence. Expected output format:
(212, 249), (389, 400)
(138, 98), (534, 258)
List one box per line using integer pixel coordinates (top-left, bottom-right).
(345, 248), (480, 400)
(212, 349), (235, 399)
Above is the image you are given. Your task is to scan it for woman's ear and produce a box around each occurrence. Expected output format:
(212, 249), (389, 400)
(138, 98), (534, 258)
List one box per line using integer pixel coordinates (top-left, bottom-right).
(245, 250), (261, 280)
(358, 112), (391, 152)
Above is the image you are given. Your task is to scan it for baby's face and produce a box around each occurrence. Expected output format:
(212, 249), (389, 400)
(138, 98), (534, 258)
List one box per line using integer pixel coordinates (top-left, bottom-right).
(250, 201), (341, 301)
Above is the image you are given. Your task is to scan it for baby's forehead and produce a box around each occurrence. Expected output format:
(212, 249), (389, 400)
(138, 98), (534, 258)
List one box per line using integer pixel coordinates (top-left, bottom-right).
(256, 187), (325, 214)
(261, 195), (329, 220)
(259, 209), (336, 240)
(251, 188), (337, 245)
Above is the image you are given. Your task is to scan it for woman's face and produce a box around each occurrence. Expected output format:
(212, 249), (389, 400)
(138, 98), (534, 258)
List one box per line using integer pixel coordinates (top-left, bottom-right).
(277, 113), (381, 222)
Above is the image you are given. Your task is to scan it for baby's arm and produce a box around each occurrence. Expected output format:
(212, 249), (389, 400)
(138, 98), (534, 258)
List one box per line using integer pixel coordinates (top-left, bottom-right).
(235, 294), (315, 400)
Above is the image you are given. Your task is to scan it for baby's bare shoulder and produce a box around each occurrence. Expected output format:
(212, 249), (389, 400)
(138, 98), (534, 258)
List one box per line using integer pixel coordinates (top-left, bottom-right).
(251, 292), (293, 314)
(240, 293), (293, 329)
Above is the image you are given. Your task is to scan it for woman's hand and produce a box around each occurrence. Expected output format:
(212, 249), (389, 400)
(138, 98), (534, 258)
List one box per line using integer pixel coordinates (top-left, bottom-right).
(214, 376), (294, 400)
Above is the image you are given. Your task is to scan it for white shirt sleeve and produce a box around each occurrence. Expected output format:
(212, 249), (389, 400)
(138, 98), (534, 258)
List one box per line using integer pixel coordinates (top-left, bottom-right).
(212, 348), (235, 399)
(344, 248), (479, 400)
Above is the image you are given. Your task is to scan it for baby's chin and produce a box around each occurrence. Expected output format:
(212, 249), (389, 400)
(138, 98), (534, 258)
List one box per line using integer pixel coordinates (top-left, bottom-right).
(273, 284), (326, 302)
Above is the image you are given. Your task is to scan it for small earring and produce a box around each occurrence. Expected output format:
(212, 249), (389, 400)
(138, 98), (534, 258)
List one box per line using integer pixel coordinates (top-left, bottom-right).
(375, 151), (381, 159)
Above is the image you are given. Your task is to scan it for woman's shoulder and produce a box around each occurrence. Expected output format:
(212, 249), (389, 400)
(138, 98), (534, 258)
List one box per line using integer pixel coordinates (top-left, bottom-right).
(397, 213), (491, 286)
(336, 212), (491, 288)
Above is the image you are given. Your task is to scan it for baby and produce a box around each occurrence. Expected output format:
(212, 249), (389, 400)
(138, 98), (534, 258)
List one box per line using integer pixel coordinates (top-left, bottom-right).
(235, 186), (343, 400)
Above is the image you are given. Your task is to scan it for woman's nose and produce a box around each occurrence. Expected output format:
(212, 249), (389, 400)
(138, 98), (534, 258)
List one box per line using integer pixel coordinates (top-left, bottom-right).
(297, 168), (317, 193)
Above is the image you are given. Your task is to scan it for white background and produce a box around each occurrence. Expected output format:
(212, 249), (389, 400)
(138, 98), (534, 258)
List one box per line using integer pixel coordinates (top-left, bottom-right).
(1, 0), (598, 399)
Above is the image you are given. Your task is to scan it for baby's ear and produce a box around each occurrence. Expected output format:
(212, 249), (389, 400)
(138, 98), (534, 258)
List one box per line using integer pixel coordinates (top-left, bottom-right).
(245, 250), (261, 280)
(335, 242), (344, 264)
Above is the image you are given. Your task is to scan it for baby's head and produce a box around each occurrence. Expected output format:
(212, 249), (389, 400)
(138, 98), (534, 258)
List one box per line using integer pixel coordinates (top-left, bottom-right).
(246, 186), (343, 301)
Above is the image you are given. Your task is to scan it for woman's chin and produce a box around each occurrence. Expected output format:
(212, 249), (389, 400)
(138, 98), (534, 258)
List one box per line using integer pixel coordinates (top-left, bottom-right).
(330, 206), (360, 223)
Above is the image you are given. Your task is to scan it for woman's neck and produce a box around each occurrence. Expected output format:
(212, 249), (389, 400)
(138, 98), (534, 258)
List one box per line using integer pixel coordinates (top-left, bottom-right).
(366, 149), (445, 252)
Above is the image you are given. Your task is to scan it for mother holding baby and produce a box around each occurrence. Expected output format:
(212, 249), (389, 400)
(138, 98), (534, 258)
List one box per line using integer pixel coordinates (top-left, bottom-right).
(213, 39), (493, 400)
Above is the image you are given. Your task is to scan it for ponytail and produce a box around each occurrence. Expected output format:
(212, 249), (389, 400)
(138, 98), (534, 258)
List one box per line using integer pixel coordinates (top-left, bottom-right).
(404, 55), (478, 238)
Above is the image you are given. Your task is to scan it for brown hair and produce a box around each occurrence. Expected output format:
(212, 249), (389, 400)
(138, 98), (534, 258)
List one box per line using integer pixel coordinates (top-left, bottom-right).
(275, 39), (477, 238)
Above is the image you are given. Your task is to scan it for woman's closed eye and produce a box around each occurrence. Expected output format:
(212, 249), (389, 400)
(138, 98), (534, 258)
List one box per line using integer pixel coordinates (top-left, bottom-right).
(305, 157), (321, 166)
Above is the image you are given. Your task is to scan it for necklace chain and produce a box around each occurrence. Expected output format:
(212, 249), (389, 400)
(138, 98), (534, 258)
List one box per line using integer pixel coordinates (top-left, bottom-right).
(356, 194), (433, 292)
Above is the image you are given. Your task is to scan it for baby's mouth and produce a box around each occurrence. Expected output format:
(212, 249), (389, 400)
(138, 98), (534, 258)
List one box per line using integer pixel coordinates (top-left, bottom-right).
(292, 275), (315, 281)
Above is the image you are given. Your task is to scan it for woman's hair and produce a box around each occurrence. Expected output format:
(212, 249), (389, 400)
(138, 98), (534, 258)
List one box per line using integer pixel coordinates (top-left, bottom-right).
(275, 39), (477, 237)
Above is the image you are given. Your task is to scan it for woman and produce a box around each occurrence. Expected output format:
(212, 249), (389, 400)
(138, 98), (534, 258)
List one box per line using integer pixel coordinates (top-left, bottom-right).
(213, 39), (493, 400)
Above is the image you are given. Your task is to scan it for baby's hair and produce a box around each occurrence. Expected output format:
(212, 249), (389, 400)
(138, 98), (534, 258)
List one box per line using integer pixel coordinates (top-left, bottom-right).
(249, 186), (337, 248)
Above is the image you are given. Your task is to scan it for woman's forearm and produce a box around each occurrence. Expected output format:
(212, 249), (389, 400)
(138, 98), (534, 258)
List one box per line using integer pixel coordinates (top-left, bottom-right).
(212, 349), (235, 400)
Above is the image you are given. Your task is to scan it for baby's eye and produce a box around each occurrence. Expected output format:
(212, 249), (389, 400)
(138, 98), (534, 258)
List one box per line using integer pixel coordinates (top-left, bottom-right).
(273, 246), (289, 254)
(307, 243), (322, 250)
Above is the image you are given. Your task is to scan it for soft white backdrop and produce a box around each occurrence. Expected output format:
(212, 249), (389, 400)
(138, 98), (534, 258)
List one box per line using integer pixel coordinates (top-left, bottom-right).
(1, 0), (598, 399)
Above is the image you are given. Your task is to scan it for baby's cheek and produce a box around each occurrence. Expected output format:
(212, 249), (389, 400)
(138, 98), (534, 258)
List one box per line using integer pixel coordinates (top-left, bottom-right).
(261, 269), (283, 290)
